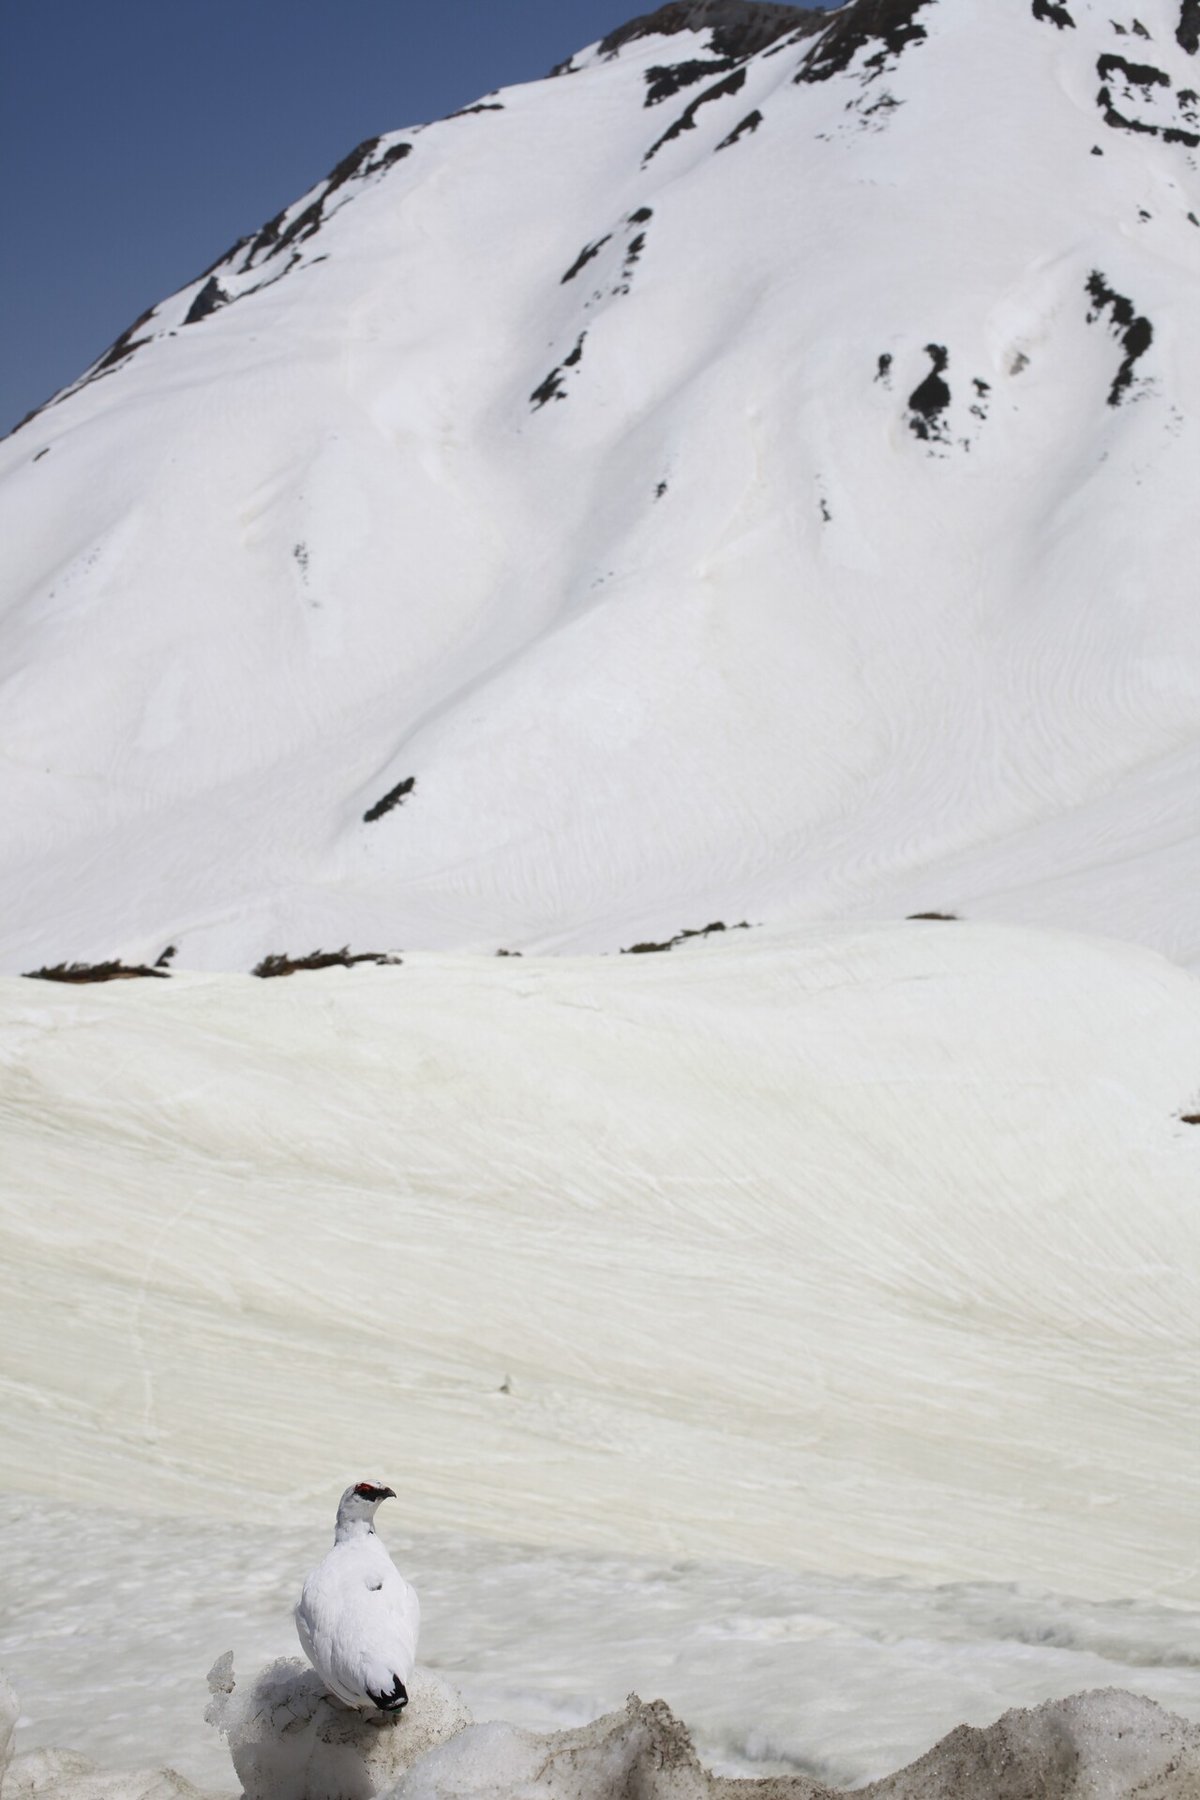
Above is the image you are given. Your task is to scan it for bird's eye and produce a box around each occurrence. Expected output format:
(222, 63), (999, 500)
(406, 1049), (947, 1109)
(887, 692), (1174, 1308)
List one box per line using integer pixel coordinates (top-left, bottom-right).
(355, 1483), (376, 1498)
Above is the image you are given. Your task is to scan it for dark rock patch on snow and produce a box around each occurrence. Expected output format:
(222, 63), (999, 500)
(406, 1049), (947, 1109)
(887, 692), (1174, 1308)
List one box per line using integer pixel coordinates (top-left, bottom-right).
(1086, 271), (1153, 405)
(717, 108), (764, 145)
(907, 343), (951, 440)
(252, 948), (401, 978)
(876, 352), (893, 385)
(531, 334), (587, 409)
(363, 776), (415, 822)
(1180, 0), (1200, 53)
(596, 3), (821, 63)
(561, 235), (612, 282)
(1097, 52), (1170, 87)
(1032, 0), (1075, 27)
(644, 66), (748, 162)
(629, 206), (655, 223)
(796, 0), (936, 85)
(24, 958), (172, 983)
(645, 57), (738, 103)
(1096, 54), (1200, 142)
(183, 276), (230, 325)
(449, 103), (506, 116)
(621, 920), (752, 953)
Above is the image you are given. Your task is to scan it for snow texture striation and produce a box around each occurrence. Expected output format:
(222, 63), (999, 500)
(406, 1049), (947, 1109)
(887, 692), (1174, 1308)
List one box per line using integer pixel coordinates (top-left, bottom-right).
(1, 0), (1199, 971)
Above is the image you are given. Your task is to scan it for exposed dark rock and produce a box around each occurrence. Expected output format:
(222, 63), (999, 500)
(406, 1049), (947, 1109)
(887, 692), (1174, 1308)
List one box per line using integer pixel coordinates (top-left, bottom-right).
(595, 3), (822, 63)
(655, 480), (669, 497)
(875, 352), (893, 384)
(645, 56), (738, 102)
(907, 911), (958, 920)
(1097, 52), (1170, 86)
(531, 332), (588, 408)
(629, 206), (655, 224)
(184, 276), (229, 325)
(1181, 1112), (1200, 1124)
(252, 948), (402, 978)
(1180, 0), (1200, 54)
(91, 304), (158, 376)
(561, 235), (612, 282)
(796, 0), (936, 85)
(644, 66), (747, 162)
(716, 107), (764, 145)
(24, 959), (171, 983)
(1032, 0), (1075, 27)
(363, 776), (415, 822)
(531, 368), (568, 408)
(907, 343), (951, 440)
(1096, 51), (1200, 142)
(621, 920), (752, 954)
(449, 102), (506, 116)
(1086, 270), (1153, 405)
(1132, 18), (1151, 36)
(380, 142), (413, 170)
(32, 447), (49, 461)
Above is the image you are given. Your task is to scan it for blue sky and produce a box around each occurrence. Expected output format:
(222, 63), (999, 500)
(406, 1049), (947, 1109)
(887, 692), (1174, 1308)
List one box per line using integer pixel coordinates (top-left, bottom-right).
(0, 1), (651, 435)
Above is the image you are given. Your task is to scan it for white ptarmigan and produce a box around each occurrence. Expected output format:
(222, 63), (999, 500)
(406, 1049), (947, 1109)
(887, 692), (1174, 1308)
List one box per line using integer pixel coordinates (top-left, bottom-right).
(295, 1480), (420, 1713)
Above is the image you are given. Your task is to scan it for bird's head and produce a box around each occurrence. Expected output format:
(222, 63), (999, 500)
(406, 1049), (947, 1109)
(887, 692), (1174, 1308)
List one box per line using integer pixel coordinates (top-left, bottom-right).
(334, 1478), (396, 1540)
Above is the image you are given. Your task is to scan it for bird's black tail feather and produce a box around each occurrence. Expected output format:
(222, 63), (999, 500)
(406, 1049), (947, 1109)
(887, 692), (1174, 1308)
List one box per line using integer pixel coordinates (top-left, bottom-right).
(368, 1673), (409, 1712)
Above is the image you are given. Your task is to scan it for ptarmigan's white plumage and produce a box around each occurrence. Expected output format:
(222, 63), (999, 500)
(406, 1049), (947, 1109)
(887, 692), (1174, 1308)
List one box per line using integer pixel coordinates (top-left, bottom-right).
(295, 1480), (420, 1713)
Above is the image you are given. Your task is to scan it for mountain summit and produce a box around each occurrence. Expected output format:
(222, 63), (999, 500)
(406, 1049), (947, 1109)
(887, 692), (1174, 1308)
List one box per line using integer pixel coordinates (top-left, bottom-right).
(2, 0), (1198, 971)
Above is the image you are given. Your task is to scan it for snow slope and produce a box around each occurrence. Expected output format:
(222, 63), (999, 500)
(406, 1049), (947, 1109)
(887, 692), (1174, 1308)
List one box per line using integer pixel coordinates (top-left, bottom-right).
(1, 0), (1199, 971)
(2, 923), (1197, 1601)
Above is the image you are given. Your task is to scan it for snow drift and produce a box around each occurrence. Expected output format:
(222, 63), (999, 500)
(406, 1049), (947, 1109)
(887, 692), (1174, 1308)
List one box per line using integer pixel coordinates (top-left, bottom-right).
(4, 1664), (1199, 1800)
(1, 0), (1199, 970)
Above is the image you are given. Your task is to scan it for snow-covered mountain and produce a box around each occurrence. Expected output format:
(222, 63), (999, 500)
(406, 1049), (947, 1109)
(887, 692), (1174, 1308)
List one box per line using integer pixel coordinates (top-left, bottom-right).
(3, 0), (1198, 973)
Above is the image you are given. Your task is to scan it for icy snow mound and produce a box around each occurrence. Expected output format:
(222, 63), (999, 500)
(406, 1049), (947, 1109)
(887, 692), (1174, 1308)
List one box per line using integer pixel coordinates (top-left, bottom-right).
(1, 0), (1199, 970)
(387, 1691), (1200, 1800)
(205, 1655), (471, 1800)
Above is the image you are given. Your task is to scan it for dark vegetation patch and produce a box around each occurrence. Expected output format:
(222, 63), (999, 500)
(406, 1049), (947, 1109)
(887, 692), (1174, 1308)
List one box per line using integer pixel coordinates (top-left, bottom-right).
(252, 948), (401, 978)
(594, 3), (821, 63)
(907, 911), (958, 921)
(1180, 0), (1200, 54)
(1086, 271), (1153, 405)
(621, 919), (752, 954)
(531, 331), (588, 409)
(717, 108), (764, 145)
(796, 0), (936, 85)
(363, 776), (415, 822)
(907, 343), (951, 440)
(644, 67), (747, 162)
(561, 235), (612, 282)
(645, 57), (738, 103)
(1032, 0), (1075, 26)
(184, 276), (229, 325)
(24, 952), (174, 983)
